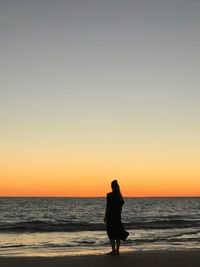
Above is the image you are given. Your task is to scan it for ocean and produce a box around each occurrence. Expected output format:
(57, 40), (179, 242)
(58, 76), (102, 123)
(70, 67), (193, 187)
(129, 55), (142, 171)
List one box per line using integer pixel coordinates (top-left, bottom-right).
(0, 197), (200, 256)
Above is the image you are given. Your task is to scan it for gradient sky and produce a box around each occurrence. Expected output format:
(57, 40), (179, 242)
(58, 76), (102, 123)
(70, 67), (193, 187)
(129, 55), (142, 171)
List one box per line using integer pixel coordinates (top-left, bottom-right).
(0, 0), (200, 196)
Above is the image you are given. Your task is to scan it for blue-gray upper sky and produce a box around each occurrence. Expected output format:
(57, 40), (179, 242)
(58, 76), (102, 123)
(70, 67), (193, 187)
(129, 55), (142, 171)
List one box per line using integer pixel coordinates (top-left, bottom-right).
(1, 1), (200, 177)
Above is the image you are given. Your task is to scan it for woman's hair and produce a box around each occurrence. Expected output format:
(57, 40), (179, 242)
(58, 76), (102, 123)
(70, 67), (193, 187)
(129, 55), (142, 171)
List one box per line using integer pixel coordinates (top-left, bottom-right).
(111, 179), (123, 199)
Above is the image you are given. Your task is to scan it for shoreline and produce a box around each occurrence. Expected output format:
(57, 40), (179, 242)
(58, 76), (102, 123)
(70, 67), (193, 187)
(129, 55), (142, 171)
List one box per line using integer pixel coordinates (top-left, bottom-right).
(1, 249), (200, 267)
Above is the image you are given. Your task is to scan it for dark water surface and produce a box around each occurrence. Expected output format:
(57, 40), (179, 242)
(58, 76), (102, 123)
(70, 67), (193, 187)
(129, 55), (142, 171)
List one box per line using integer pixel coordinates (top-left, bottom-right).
(0, 197), (200, 256)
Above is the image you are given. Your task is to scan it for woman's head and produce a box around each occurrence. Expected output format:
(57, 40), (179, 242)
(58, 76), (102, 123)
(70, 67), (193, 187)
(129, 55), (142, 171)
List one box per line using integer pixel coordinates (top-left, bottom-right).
(111, 179), (123, 198)
(111, 180), (120, 192)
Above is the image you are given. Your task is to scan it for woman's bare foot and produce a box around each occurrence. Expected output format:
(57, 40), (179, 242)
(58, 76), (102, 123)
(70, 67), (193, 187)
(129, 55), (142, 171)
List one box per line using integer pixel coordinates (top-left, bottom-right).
(106, 251), (116, 255)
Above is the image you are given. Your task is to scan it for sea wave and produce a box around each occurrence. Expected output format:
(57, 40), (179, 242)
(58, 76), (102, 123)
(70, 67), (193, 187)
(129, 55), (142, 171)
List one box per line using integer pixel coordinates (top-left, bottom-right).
(0, 220), (105, 232)
(126, 219), (200, 230)
(0, 219), (200, 233)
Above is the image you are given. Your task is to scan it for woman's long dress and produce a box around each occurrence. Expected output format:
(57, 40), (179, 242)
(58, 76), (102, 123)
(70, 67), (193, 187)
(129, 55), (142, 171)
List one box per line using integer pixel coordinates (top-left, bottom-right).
(106, 192), (129, 241)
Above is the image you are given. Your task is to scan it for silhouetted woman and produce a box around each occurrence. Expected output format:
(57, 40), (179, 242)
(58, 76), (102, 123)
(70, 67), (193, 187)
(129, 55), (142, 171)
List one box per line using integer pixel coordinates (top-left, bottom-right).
(104, 180), (129, 255)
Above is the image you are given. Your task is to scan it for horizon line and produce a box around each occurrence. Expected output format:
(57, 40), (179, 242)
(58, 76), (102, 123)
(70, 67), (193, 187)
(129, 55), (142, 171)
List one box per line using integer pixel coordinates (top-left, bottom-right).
(0, 195), (200, 198)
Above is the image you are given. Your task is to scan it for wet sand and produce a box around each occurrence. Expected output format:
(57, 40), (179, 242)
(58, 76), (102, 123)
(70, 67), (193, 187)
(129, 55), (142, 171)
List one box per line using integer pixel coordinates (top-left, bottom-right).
(0, 250), (200, 267)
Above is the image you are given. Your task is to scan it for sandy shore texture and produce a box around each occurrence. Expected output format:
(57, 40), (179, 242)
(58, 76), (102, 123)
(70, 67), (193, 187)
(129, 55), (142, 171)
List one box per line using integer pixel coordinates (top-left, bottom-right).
(0, 250), (200, 267)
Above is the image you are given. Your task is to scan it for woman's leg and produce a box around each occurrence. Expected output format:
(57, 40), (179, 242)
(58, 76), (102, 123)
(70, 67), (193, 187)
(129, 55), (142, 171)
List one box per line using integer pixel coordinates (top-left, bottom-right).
(109, 238), (116, 253)
(116, 239), (120, 254)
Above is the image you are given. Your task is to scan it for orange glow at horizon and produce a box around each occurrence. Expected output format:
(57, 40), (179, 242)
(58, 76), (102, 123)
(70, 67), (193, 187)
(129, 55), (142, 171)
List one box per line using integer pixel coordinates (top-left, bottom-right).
(1, 154), (200, 197)
(1, 136), (200, 197)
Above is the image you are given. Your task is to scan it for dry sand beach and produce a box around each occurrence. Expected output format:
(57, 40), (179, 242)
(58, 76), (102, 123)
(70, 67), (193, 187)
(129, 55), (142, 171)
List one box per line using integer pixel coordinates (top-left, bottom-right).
(1, 250), (200, 267)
